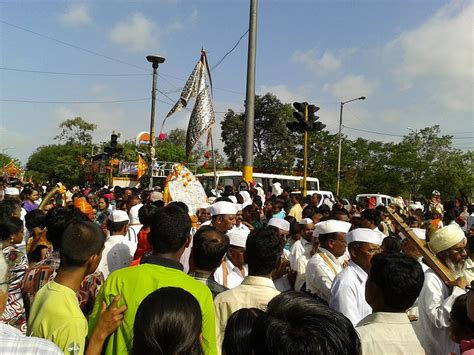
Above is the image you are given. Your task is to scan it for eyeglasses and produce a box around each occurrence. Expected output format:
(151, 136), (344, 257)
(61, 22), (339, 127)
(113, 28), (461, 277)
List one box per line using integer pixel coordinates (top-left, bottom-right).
(466, 283), (474, 292)
(450, 247), (467, 254)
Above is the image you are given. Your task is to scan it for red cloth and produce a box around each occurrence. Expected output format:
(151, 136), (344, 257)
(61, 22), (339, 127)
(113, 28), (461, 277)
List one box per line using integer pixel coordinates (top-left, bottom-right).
(131, 226), (151, 266)
(461, 340), (474, 354)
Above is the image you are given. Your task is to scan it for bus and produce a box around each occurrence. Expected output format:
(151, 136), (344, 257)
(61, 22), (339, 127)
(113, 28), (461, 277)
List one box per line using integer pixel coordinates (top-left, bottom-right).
(196, 170), (324, 197)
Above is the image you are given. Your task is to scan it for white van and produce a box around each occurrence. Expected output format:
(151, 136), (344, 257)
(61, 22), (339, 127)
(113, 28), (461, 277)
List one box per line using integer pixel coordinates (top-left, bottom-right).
(355, 194), (393, 208)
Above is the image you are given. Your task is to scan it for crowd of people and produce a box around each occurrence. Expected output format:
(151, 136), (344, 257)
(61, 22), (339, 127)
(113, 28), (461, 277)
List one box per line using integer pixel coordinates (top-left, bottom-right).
(0, 181), (473, 354)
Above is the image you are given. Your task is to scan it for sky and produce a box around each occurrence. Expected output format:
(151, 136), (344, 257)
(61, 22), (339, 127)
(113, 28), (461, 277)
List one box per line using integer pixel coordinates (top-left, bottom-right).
(1, 0), (473, 164)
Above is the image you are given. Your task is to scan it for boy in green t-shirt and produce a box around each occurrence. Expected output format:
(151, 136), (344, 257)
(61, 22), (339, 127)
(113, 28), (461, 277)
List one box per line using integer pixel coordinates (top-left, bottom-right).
(28, 221), (126, 355)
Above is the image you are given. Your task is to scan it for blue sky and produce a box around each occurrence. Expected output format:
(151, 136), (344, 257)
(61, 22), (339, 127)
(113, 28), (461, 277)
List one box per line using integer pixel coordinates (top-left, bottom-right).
(1, 0), (472, 164)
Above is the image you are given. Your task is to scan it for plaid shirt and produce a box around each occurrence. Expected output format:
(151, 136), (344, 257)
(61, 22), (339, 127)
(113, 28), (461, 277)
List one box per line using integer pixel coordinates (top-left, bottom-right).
(21, 250), (104, 317)
(0, 323), (62, 354)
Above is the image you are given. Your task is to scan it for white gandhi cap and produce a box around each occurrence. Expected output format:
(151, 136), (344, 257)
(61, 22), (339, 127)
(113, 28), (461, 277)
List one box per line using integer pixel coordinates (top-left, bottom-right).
(208, 201), (238, 216)
(268, 218), (290, 232)
(399, 228), (426, 241)
(108, 210), (130, 223)
(227, 228), (250, 248)
(313, 220), (352, 238)
(346, 228), (384, 246)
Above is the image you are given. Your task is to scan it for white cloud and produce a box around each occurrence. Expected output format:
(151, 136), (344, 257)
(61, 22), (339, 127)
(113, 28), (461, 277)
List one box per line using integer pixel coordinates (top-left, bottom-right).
(257, 84), (311, 103)
(323, 75), (376, 100)
(166, 21), (184, 33)
(58, 4), (91, 27)
(385, 1), (473, 112)
(89, 84), (110, 97)
(291, 49), (342, 73)
(110, 13), (159, 53)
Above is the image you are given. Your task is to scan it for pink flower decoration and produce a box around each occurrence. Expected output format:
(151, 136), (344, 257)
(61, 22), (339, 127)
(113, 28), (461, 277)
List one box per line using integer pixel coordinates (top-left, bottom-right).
(158, 132), (167, 141)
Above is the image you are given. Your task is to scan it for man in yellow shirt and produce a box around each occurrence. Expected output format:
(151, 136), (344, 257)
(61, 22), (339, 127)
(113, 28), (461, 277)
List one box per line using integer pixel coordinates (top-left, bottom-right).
(28, 221), (126, 355)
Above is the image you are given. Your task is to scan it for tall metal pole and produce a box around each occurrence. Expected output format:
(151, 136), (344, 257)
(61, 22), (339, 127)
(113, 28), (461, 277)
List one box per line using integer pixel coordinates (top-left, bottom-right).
(336, 102), (344, 197)
(146, 55), (165, 190)
(303, 105), (308, 197)
(336, 96), (366, 197)
(243, 0), (258, 185)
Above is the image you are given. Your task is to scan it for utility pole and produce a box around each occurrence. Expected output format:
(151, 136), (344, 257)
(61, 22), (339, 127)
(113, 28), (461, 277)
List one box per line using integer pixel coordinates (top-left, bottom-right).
(243, 0), (258, 185)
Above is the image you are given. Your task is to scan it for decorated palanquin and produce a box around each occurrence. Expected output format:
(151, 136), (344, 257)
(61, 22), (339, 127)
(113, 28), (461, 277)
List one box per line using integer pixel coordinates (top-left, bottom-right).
(163, 163), (207, 215)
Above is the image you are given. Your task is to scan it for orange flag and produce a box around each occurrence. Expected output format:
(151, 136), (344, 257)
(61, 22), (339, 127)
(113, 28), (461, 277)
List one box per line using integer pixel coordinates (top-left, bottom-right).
(137, 155), (148, 179)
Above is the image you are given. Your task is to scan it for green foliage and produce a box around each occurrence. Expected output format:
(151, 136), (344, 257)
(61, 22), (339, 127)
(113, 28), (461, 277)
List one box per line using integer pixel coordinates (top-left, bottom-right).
(25, 144), (86, 184)
(0, 153), (20, 168)
(221, 93), (297, 172)
(54, 117), (97, 145)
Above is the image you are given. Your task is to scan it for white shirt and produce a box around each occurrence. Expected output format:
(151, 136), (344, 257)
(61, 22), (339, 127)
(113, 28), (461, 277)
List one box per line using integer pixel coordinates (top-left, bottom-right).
(294, 250), (311, 291)
(213, 256), (248, 289)
(356, 312), (426, 355)
(413, 268), (465, 355)
(97, 234), (137, 279)
(289, 238), (312, 270)
(329, 261), (371, 325)
(305, 247), (343, 301)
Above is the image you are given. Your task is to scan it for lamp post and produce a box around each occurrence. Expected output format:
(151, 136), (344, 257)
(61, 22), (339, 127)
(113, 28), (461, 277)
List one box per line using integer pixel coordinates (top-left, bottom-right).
(146, 55), (165, 190)
(336, 96), (366, 197)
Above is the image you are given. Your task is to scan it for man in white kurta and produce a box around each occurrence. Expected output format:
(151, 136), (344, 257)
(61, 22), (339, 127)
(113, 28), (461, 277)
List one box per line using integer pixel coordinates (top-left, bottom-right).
(97, 210), (137, 279)
(213, 228), (249, 289)
(289, 218), (314, 270)
(415, 224), (468, 355)
(305, 220), (351, 301)
(329, 228), (383, 325)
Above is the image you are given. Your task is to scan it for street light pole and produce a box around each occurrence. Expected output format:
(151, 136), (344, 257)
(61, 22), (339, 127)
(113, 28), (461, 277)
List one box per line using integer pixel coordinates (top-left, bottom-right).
(146, 55), (165, 190)
(336, 96), (366, 197)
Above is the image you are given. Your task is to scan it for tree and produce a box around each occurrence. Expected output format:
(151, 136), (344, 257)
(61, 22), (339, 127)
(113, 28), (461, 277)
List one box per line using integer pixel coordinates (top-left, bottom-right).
(26, 144), (86, 184)
(55, 117), (97, 145)
(221, 93), (297, 172)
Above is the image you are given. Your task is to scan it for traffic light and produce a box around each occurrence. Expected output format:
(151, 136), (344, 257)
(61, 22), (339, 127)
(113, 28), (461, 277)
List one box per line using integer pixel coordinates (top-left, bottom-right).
(110, 132), (118, 148)
(104, 131), (123, 156)
(287, 102), (326, 132)
(306, 104), (326, 131)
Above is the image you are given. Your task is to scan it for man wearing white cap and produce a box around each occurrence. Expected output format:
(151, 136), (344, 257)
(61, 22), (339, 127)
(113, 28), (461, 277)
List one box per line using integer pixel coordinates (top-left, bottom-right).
(305, 220), (352, 302)
(213, 228), (249, 289)
(207, 200), (238, 234)
(400, 228), (429, 272)
(97, 210), (137, 279)
(415, 224), (468, 355)
(3, 187), (28, 253)
(288, 218), (315, 270)
(127, 195), (143, 244)
(329, 228), (383, 325)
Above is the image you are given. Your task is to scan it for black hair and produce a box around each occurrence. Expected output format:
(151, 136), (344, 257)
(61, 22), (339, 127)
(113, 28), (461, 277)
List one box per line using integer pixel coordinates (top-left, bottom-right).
(302, 206), (317, 219)
(251, 291), (361, 355)
(60, 221), (105, 268)
(21, 186), (38, 199)
(25, 209), (46, 230)
(107, 219), (129, 233)
(245, 227), (283, 276)
(369, 253), (424, 311)
(149, 205), (192, 254)
(223, 308), (264, 355)
(381, 236), (401, 254)
(215, 196), (233, 203)
(449, 294), (474, 341)
(132, 287), (202, 355)
(291, 194), (302, 202)
(330, 209), (350, 219)
(272, 200), (283, 212)
(0, 200), (21, 218)
(319, 204), (331, 215)
(169, 201), (189, 214)
(318, 232), (338, 246)
(45, 206), (88, 250)
(138, 204), (159, 227)
(361, 209), (382, 226)
(0, 216), (23, 241)
(192, 226), (229, 271)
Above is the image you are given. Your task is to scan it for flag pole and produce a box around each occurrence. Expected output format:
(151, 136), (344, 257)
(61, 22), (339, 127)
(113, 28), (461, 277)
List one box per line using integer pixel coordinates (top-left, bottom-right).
(209, 129), (218, 193)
